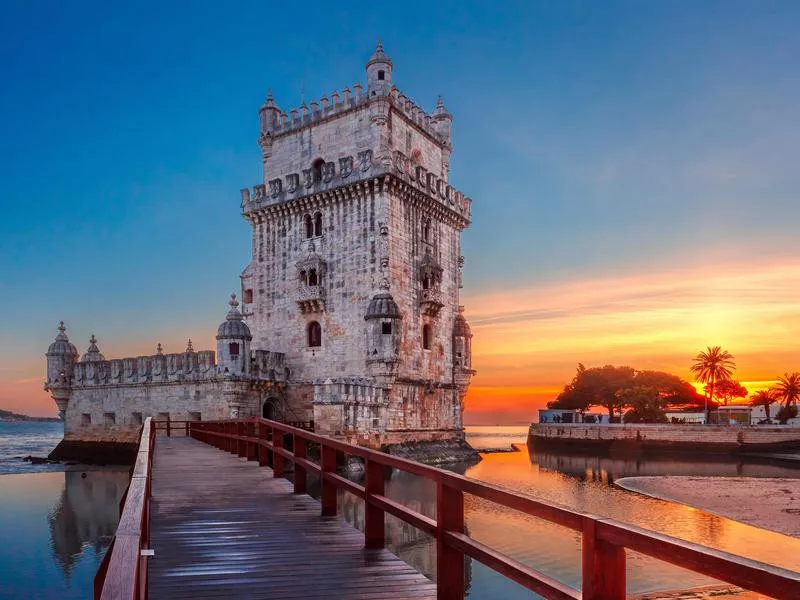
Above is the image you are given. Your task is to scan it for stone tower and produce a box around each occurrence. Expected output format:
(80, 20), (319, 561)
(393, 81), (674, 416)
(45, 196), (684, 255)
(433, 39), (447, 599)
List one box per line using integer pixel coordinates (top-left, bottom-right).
(240, 42), (476, 449)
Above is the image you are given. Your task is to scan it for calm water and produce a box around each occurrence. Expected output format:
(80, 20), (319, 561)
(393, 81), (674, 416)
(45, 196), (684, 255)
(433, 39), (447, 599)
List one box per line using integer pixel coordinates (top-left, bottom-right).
(2, 423), (800, 599)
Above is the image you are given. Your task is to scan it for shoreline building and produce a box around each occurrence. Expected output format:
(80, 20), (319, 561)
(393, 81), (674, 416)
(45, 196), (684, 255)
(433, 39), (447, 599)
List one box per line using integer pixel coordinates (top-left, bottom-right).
(45, 43), (477, 463)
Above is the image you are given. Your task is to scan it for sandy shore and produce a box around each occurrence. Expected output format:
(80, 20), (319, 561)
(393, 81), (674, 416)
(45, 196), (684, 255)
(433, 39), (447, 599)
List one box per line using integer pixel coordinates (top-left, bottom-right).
(616, 476), (800, 538)
(631, 583), (772, 599)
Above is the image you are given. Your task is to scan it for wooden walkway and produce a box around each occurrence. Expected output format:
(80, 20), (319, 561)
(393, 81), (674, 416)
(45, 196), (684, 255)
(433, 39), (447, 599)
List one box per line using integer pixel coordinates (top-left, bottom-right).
(148, 436), (436, 599)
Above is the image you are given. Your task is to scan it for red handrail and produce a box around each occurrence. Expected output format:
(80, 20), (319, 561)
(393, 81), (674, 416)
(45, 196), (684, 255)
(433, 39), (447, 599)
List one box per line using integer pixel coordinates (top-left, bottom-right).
(94, 417), (156, 600)
(190, 418), (800, 600)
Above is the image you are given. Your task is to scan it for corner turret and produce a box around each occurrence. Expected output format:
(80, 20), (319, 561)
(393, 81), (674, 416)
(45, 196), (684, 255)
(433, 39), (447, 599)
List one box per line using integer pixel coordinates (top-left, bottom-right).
(366, 40), (392, 97)
(45, 321), (78, 419)
(365, 292), (403, 375)
(431, 96), (453, 146)
(216, 294), (252, 376)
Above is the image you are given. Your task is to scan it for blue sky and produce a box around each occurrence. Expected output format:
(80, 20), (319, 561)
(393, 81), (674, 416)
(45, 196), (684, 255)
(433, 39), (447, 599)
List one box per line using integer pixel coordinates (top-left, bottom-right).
(2, 1), (799, 417)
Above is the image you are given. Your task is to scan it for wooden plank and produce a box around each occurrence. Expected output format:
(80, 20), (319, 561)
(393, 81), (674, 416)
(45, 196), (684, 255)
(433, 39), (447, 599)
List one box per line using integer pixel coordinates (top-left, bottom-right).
(147, 436), (436, 600)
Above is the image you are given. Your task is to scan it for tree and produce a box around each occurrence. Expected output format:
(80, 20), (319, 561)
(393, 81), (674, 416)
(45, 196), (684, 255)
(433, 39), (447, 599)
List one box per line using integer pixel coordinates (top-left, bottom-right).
(548, 364), (591, 412)
(690, 346), (735, 422)
(775, 404), (798, 425)
(713, 379), (748, 405)
(621, 386), (669, 423)
(750, 389), (776, 422)
(634, 370), (706, 408)
(773, 372), (800, 407)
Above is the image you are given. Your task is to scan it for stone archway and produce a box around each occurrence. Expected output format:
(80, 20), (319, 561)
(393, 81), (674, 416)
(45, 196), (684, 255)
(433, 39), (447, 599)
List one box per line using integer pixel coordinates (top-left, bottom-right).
(262, 397), (282, 421)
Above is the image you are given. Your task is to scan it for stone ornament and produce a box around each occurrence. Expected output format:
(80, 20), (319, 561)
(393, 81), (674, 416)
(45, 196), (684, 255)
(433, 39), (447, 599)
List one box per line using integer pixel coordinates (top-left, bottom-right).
(322, 162), (335, 183)
(358, 149), (373, 172)
(287, 173), (299, 192)
(339, 156), (353, 178)
(269, 178), (282, 198)
(303, 168), (313, 188)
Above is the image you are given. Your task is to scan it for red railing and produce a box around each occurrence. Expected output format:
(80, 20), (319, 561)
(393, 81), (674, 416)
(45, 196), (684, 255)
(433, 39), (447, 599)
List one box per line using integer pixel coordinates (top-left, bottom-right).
(94, 417), (155, 600)
(191, 418), (800, 600)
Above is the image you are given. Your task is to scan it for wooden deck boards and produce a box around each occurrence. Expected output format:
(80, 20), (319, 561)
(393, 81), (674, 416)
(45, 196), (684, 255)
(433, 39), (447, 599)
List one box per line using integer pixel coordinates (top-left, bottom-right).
(148, 436), (436, 599)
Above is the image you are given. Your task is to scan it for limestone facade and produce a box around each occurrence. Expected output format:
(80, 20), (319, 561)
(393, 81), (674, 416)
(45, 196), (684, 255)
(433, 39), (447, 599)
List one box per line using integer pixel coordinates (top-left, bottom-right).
(46, 43), (475, 450)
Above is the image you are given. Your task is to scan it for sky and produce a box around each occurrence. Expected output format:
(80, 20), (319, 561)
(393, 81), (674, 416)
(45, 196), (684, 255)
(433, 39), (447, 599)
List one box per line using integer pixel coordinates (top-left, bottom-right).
(1, 1), (799, 422)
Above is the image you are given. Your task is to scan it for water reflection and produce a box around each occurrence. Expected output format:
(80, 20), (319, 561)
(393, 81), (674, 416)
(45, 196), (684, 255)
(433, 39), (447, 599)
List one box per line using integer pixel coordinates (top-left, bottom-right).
(331, 444), (800, 599)
(0, 469), (128, 599)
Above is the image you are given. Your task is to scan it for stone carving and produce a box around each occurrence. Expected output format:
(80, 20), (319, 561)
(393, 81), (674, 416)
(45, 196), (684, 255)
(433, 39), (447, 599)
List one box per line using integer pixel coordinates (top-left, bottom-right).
(322, 162), (335, 183)
(339, 156), (353, 178)
(240, 188), (250, 207)
(358, 149), (373, 172)
(269, 178), (282, 198)
(303, 168), (313, 188)
(286, 173), (299, 193)
(253, 184), (266, 200)
(394, 150), (408, 174)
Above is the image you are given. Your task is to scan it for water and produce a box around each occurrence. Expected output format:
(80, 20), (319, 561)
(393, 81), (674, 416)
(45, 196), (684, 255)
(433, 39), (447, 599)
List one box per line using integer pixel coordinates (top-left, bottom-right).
(339, 426), (800, 598)
(0, 421), (65, 474)
(0, 422), (128, 599)
(2, 423), (800, 598)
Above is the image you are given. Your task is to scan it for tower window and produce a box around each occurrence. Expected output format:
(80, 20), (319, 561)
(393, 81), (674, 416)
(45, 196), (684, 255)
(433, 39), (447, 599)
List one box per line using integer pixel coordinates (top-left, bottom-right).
(422, 324), (431, 350)
(308, 269), (318, 286)
(304, 214), (313, 238)
(229, 342), (240, 356)
(314, 212), (323, 236)
(378, 70), (385, 81)
(81, 413), (91, 427)
(307, 321), (322, 347)
(422, 218), (431, 243)
(312, 158), (324, 183)
(299, 270), (307, 284)
(422, 275), (430, 290)
(244, 288), (253, 304)
(382, 322), (392, 335)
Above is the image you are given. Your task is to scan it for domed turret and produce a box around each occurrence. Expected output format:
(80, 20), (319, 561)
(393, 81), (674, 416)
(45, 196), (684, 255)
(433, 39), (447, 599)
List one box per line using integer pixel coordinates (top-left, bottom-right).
(46, 321), (78, 383)
(431, 96), (453, 145)
(216, 294), (252, 376)
(81, 334), (105, 362)
(365, 292), (402, 369)
(45, 321), (78, 419)
(366, 40), (392, 96)
(453, 306), (473, 370)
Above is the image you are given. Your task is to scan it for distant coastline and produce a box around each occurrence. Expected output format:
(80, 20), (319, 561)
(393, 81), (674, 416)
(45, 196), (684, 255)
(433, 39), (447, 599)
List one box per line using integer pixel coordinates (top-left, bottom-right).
(0, 409), (61, 423)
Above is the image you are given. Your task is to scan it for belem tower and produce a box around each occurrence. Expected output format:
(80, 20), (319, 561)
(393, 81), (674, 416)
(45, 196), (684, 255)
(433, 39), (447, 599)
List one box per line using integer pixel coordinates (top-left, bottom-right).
(45, 43), (476, 463)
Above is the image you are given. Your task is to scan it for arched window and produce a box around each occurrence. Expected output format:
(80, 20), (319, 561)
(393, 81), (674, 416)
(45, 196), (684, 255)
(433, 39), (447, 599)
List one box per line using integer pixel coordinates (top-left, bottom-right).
(422, 324), (431, 350)
(422, 218), (431, 243)
(422, 275), (430, 290)
(304, 214), (313, 238)
(299, 270), (307, 285)
(229, 342), (240, 356)
(313, 212), (323, 237)
(312, 158), (324, 184)
(308, 269), (318, 286)
(307, 321), (322, 347)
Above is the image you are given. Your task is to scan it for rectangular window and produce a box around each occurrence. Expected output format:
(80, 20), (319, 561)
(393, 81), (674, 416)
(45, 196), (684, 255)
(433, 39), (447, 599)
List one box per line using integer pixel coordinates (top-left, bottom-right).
(131, 412), (143, 426)
(229, 342), (240, 356)
(81, 413), (91, 427)
(188, 411), (201, 422)
(104, 412), (116, 426)
(244, 288), (253, 303)
(382, 322), (392, 335)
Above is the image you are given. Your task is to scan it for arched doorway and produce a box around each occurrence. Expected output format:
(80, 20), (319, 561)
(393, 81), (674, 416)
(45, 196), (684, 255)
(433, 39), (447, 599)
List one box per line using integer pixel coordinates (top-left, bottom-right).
(262, 398), (281, 421)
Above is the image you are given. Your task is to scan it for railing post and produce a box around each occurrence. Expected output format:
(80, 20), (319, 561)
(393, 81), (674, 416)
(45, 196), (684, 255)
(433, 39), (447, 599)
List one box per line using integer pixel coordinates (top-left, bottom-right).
(321, 444), (337, 516)
(436, 478), (465, 600)
(273, 428), (285, 477)
(258, 421), (269, 466)
(294, 436), (307, 494)
(238, 422), (247, 458)
(582, 518), (626, 600)
(185, 421), (189, 437)
(365, 459), (385, 549)
(166, 416), (171, 438)
(247, 421), (257, 461)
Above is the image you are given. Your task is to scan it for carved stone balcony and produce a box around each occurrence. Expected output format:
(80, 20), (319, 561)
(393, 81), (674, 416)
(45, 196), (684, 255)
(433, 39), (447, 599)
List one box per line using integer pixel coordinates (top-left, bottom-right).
(297, 285), (326, 314)
(419, 288), (444, 317)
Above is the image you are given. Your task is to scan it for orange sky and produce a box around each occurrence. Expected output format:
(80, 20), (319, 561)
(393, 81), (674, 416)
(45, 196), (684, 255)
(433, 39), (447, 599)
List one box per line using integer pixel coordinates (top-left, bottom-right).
(3, 257), (799, 422)
(462, 257), (800, 424)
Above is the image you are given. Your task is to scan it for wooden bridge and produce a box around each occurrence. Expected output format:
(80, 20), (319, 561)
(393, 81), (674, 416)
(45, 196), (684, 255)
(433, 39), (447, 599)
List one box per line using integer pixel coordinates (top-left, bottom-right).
(96, 418), (800, 600)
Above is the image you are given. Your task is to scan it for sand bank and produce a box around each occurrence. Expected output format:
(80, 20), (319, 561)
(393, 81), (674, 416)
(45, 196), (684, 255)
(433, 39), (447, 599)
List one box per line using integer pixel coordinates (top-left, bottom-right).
(617, 476), (800, 538)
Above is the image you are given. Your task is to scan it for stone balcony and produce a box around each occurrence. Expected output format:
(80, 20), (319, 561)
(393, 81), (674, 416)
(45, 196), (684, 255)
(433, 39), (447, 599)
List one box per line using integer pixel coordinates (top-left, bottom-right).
(297, 285), (326, 314)
(420, 288), (444, 317)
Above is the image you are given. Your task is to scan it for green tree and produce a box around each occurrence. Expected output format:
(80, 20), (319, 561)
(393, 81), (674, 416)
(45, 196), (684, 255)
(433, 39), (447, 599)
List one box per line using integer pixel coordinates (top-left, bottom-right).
(690, 346), (735, 422)
(621, 386), (669, 423)
(548, 364), (591, 412)
(750, 389), (776, 422)
(713, 379), (748, 405)
(633, 370), (705, 407)
(773, 372), (800, 407)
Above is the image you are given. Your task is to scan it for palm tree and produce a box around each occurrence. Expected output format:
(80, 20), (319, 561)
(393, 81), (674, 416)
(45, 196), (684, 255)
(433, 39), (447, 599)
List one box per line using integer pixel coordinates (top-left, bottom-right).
(690, 346), (735, 423)
(750, 389), (776, 422)
(773, 372), (800, 407)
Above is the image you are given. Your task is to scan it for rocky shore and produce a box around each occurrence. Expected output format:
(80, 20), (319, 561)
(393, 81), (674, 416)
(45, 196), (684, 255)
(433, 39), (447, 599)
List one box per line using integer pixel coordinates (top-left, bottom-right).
(382, 438), (481, 466)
